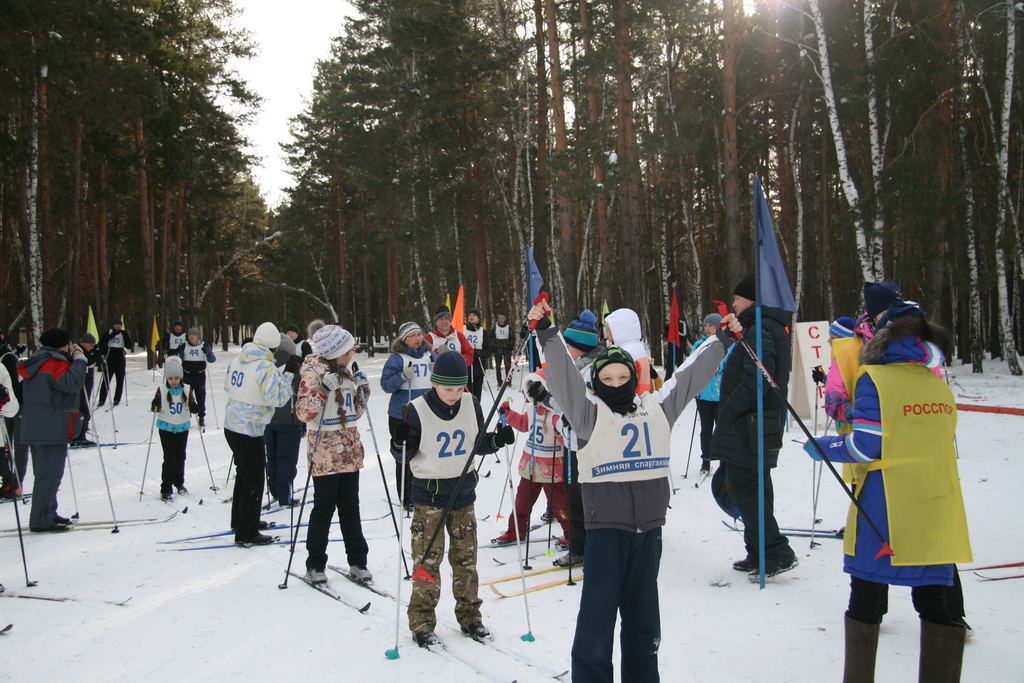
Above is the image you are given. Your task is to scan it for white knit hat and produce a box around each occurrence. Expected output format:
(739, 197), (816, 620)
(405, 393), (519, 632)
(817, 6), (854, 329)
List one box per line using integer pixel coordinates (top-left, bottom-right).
(312, 324), (354, 360)
(164, 356), (183, 379)
(253, 322), (281, 349)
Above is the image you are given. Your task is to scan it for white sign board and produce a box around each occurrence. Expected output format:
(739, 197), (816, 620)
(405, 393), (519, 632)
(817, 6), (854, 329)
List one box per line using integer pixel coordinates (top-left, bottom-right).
(790, 320), (830, 432)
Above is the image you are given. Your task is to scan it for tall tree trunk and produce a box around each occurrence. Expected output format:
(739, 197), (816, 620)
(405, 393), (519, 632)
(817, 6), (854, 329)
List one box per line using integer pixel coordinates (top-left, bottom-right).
(69, 119), (83, 332)
(809, 0), (878, 283)
(97, 161), (109, 326)
(545, 0), (577, 315)
(994, 0), (1022, 374)
(721, 0), (744, 284)
(135, 118), (157, 367)
(532, 0), (550, 279)
(862, 0), (887, 277)
(334, 178), (351, 325)
(580, 0), (610, 306)
(25, 73), (43, 347)
(614, 0), (644, 301)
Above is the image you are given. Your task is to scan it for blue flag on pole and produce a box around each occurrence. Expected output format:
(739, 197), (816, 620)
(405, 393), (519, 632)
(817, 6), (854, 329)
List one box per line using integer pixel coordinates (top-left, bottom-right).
(525, 246), (544, 309)
(753, 177), (796, 313)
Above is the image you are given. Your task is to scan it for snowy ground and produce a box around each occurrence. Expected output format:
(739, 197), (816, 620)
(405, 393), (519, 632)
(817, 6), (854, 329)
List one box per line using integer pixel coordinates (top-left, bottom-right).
(1, 347), (1021, 682)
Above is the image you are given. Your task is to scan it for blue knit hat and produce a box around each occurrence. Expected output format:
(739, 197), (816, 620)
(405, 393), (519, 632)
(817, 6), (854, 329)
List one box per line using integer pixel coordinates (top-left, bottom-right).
(430, 351), (468, 387)
(863, 280), (903, 319)
(564, 310), (599, 352)
(828, 316), (857, 339)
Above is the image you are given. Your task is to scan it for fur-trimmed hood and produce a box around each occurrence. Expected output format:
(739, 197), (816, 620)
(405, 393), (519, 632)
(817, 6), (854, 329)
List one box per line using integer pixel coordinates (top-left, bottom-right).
(861, 314), (950, 368)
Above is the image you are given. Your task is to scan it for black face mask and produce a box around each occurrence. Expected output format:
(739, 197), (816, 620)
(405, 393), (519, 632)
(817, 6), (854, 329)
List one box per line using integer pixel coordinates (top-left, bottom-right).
(593, 376), (638, 414)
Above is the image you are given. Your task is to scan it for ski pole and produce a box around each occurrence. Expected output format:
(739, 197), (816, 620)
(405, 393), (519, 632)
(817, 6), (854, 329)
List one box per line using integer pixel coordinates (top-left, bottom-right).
(1, 419), (36, 587)
(411, 294), (547, 589)
(207, 368), (219, 430)
(91, 430), (121, 534)
(385, 437), (410, 661)
(138, 410), (158, 501)
(360, 386), (411, 579)
(683, 408), (697, 479)
(224, 455), (234, 489)
(65, 453), (80, 519)
(194, 404), (218, 491)
(713, 301), (894, 559)
(279, 398), (328, 590)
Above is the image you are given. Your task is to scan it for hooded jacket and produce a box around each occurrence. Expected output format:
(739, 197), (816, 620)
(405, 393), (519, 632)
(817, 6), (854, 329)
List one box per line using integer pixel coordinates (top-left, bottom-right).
(604, 309), (652, 394)
(17, 348), (87, 444)
(709, 305), (792, 468)
(380, 339), (431, 420)
(223, 343), (292, 437)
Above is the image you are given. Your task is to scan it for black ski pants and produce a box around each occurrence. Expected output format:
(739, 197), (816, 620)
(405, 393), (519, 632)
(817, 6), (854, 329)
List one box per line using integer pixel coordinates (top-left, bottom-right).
(847, 575), (958, 627)
(389, 416), (413, 506)
(226, 429), (266, 543)
(305, 470), (369, 571)
(724, 462), (795, 567)
(159, 429), (189, 494)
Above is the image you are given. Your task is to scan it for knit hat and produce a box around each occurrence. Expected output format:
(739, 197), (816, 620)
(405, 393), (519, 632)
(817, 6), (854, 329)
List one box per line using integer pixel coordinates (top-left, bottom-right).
(734, 274), (756, 301)
(253, 322), (281, 350)
(863, 280), (903, 319)
(283, 324), (301, 335)
(875, 301), (927, 330)
(467, 308), (482, 320)
(277, 333), (296, 356)
(79, 332), (97, 345)
(434, 306), (452, 321)
(312, 324), (354, 360)
(164, 356), (183, 379)
(187, 327), (200, 338)
(430, 351), (468, 387)
(828, 316), (857, 339)
(172, 320), (184, 330)
(591, 345), (636, 382)
(39, 328), (71, 349)
(702, 313), (723, 328)
(111, 319), (122, 327)
(564, 310), (600, 352)
(398, 321), (422, 342)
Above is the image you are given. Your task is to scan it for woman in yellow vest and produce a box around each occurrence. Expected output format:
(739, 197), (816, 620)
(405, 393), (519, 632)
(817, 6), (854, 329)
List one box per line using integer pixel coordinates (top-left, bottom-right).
(806, 302), (971, 682)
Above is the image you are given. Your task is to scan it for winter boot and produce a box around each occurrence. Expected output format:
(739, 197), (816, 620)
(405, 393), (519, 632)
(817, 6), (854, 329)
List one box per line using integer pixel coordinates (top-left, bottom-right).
(842, 614), (880, 683)
(555, 536), (569, 551)
(732, 557), (756, 572)
(349, 565), (372, 583)
(749, 557), (799, 582)
(918, 621), (966, 683)
(553, 551), (584, 568)
(305, 568), (327, 585)
(414, 630), (443, 650)
(461, 622), (492, 643)
(491, 530), (519, 545)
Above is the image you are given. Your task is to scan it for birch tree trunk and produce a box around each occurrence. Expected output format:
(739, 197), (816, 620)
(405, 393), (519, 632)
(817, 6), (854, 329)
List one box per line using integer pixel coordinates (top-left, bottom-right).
(993, 0), (1022, 375)
(862, 0), (887, 277)
(26, 70), (44, 347)
(809, 0), (879, 283)
(580, 0), (610, 305)
(721, 0), (743, 283)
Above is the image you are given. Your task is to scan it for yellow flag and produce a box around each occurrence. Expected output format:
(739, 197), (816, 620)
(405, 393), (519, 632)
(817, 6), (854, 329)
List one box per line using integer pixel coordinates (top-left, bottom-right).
(87, 306), (99, 340)
(445, 293), (451, 311)
(601, 300), (610, 323)
(452, 286), (465, 333)
(150, 316), (161, 352)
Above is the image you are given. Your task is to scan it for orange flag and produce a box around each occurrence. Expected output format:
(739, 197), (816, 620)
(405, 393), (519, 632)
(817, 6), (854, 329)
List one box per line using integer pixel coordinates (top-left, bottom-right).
(452, 286), (465, 333)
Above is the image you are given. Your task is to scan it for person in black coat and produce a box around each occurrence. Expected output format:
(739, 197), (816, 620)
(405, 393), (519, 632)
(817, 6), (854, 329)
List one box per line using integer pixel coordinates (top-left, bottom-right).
(98, 320), (133, 406)
(709, 274), (797, 580)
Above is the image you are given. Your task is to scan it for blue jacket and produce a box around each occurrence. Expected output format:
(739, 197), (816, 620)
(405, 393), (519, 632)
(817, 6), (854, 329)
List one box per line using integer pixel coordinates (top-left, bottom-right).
(692, 335), (731, 402)
(813, 315), (953, 587)
(380, 342), (430, 420)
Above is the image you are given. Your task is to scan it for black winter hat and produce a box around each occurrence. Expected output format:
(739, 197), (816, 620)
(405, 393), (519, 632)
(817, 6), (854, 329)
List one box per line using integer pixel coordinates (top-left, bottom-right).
(79, 333), (97, 345)
(284, 324), (301, 335)
(434, 306), (452, 321)
(863, 280), (903, 319)
(40, 328), (72, 348)
(467, 308), (482, 320)
(734, 274), (756, 301)
(430, 351), (468, 387)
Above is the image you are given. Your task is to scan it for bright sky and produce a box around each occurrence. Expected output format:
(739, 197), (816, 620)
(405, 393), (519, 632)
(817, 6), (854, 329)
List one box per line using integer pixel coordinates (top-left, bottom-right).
(229, 0), (357, 208)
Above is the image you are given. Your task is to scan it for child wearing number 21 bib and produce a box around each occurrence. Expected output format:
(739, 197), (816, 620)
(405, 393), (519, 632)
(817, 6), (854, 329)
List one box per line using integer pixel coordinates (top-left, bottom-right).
(528, 297), (740, 683)
(389, 350), (515, 650)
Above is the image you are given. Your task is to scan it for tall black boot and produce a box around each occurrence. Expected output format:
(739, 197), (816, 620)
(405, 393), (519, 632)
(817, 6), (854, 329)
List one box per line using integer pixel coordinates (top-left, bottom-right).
(918, 621), (966, 683)
(843, 614), (880, 683)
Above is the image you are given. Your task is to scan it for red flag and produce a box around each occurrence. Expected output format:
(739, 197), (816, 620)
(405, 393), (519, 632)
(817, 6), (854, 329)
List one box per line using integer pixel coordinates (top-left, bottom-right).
(666, 288), (681, 345)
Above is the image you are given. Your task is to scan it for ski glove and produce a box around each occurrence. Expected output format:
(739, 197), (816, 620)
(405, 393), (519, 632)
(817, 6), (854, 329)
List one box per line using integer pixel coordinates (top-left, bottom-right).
(525, 380), (550, 405)
(320, 372), (341, 395)
(354, 370), (370, 394)
(401, 360), (418, 381)
(151, 397), (161, 413)
(490, 425), (516, 448)
(283, 355), (302, 375)
(498, 403), (511, 417)
(392, 421), (411, 446)
(802, 440), (823, 461)
(811, 365), (826, 384)
(188, 399), (199, 414)
(0, 385), (8, 407)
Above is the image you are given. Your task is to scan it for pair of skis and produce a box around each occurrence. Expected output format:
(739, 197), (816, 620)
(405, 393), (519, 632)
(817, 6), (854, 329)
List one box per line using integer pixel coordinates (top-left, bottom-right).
(484, 564), (583, 598)
(959, 561), (1024, 581)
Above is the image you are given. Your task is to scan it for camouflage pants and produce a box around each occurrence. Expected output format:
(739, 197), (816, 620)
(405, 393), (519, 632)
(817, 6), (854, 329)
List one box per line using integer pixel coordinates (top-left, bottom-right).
(408, 502), (482, 633)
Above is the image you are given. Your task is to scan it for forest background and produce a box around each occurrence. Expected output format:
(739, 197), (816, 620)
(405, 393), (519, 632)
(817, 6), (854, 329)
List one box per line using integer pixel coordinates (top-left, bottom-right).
(2, 0), (1023, 375)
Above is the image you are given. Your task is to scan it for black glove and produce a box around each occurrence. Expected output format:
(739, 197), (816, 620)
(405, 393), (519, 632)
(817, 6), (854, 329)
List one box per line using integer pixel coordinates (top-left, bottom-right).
(284, 355), (302, 374)
(351, 361), (361, 374)
(498, 402), (511, 417)
(188, 399), (199, 415)
(151, 397), (160, 413)
(16, 344), (27, 356)
(533, 315), (551, 331)
(811, 365), (826, 384)
(491, 425), (516, 448)
(526, 380), (550, 404)
(0, 385), (8, 406)
(393, 421), (411, 446)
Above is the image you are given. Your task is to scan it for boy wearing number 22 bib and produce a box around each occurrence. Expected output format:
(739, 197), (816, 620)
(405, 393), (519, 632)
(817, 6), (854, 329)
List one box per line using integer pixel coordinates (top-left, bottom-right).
(529, 299), (738, 683)
(390, 351), (515, 650)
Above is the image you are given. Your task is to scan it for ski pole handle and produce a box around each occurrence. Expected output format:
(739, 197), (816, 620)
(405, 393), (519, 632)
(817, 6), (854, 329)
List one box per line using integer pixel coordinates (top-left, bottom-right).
(528, 292), (549, 330)
(713, 300), (742, 339)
